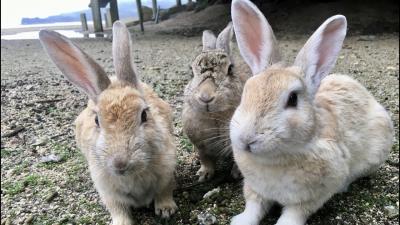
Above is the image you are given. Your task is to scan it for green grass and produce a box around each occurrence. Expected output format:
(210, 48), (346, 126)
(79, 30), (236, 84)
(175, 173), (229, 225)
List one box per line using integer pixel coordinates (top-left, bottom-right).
(179, 136), (193, 153)
(2, 174), (53, 196)
(2, 180), (24, 196)
(1, 148), (13, 158)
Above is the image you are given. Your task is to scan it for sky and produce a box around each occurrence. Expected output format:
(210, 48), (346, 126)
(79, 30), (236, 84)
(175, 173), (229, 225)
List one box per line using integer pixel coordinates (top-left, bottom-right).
(1, 0), (169, 28)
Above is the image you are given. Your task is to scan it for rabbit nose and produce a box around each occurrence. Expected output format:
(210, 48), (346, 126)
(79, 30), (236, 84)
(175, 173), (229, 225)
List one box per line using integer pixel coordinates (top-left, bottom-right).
(241, 137), (257, 152)
(245, 140), (258, 152)
(199, 93), (215, 103)
(113, 157), (128, 174)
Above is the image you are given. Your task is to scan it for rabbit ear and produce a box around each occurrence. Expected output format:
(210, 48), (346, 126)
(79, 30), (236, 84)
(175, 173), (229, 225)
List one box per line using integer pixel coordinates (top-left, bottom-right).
(112, 21), (140, 88)
(231, 0), (281, 75)
(202, 30), (217, 51)
(294, 15), (347, 97)
(39, 30), (110, 102)
(216, 22), (234, 54)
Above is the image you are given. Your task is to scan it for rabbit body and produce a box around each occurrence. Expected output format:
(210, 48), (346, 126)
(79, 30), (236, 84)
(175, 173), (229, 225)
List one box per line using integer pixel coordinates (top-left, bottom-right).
(76, 81), (176, 209)
(230, 0), (393, 224)
(234, 73), (392, 225)
(40, 21), (177, 225)
(182, 23), (250, 182)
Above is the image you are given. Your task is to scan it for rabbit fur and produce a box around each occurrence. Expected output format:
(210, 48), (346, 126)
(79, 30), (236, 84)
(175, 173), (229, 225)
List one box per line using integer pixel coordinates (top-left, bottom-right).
(40, 21), (177, 225)
(182, 22), (250, 182)
(230, 0), (394, 225)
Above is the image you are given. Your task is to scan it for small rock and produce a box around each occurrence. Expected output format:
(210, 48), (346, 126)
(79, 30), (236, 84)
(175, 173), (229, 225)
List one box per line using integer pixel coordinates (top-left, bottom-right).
(384, 205), (398, 218)
(25, 85), (34, 91)
(197, 212), (217, 225)
(358, 35), (376, 41)
(150, 67), (161, 71)
(45, 191), (59, 203)
(203, 187), (220, 199)
(40, 154), (62, 163)
(32, 137), (48, 147)
(24, 214), (34, 224)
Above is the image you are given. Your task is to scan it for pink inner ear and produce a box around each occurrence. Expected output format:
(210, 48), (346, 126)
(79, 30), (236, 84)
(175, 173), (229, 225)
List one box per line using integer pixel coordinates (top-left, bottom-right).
(236, 3), (263, 66)
(317, 19), (344, 72)
(52, 39), (96, 96)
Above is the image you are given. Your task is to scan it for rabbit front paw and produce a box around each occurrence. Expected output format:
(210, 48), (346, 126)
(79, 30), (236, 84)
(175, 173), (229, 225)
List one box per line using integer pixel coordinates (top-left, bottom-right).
(196, 165), (215, 182)
(155, 198), (177, 218)
(231, 212), (259, 225)
(112, 216), (133, 225)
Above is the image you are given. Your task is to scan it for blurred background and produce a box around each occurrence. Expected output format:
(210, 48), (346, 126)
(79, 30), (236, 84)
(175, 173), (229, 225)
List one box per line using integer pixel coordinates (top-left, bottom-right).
(1, 0), (399, 39)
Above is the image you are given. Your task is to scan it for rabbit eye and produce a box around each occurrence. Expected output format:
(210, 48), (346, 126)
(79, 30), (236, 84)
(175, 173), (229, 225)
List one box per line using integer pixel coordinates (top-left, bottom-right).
(286, 92), (298, 108)
(95, 115), (100, 127)
(141, 109), (148, 123)
(227, 64), (234, 76)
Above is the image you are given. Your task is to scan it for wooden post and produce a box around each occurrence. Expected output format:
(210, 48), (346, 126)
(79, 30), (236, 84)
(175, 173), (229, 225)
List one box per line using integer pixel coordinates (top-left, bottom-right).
(136, 0), (144, 32)
(80, 13), (89, 38)
(80, 13), (89, 32)
(105, 8), (112, 27)
(176, 0), (182, 7)
(109, 0), (119, 23)
(151, 0), (157, 19)
(155, 5), (161, 23)
(91, 0), (103, 33)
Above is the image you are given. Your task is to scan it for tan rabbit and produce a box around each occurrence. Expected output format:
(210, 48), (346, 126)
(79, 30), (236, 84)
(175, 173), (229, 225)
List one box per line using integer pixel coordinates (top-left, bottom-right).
(182, 22), (250, 182)
(39, 21), (177, 225)
(229, 0), (394, 225)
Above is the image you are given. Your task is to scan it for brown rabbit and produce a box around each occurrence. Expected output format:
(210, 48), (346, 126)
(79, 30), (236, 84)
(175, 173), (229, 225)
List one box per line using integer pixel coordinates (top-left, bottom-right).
(182, 22), (250, 182)
(39, 21), (177, 225)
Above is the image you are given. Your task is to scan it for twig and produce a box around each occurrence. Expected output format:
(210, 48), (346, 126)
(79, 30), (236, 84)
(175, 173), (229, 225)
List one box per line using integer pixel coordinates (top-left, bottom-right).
(35, 98), (66, 104)
(2, 126), (25, 138)
(50, 133), (66, 139)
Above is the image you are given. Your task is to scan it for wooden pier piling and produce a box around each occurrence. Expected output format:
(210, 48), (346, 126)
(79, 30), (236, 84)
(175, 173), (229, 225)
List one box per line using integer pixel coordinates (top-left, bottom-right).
(80, 13), (89, 37)
(109, 0), (119, 23)
(136, 0), (144, 32)
(91, 0), (103, 33)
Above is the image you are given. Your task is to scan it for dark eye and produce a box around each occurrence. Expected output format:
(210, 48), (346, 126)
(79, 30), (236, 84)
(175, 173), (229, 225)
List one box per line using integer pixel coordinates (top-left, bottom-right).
(141, 109), (148, 123)
(95, 115), (100, 127)
(228, 64), (234, 76)
(286, 92), (298, 108)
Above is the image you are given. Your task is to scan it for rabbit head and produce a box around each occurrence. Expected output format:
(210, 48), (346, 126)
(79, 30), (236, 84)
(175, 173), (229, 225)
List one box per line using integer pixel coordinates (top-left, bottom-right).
(40, 22), (161, 176)
(185, 22), (243, 113)
(230, 0), (347, 156)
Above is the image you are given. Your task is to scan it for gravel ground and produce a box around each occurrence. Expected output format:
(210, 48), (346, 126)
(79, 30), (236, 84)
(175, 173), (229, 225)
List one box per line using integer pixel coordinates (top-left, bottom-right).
(1, 25), (399, 225)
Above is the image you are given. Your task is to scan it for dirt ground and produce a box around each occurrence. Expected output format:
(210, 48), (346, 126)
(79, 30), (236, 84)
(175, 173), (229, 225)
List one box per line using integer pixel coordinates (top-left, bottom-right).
(1, 4), (399, 225)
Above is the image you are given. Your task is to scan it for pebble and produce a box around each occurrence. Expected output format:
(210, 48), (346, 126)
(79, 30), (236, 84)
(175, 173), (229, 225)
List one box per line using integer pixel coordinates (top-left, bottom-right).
(197, 212), (217, 225)
(45, 191), (59, 203)
(40, 154), (62, 163)
(384, 205), (398, 218)
(203, 187), (221, 199)
(32, 137), (48, 147)
(25, 85), (34, 91)
(358, 35), (376, 41)
(24, 215), (34, 224)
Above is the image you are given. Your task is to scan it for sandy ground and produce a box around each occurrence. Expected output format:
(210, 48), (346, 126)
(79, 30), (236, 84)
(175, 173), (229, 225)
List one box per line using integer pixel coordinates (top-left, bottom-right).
(1, 20), (399, 225)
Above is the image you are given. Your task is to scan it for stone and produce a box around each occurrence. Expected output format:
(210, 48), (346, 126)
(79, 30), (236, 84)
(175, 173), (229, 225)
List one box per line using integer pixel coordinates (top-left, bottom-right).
(25, 85), (34, 91)
(384, 205), (398, 218)
(32, 137), (48, 147)
(203, 187), (220, 199)
(40, 154), (62, 163)
(197, 212), (217, 225)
